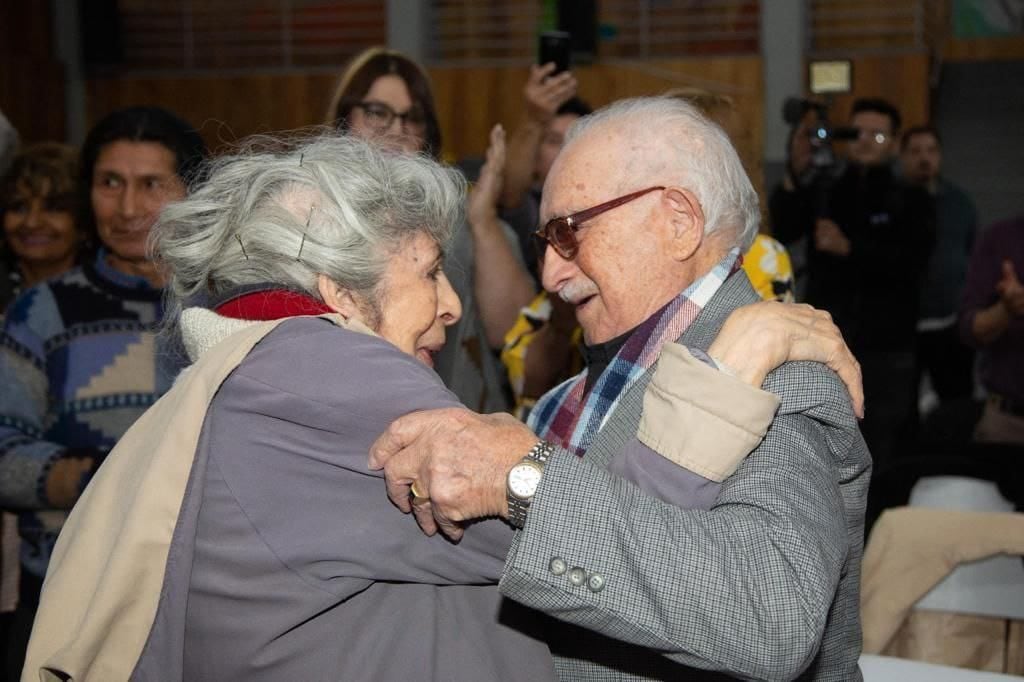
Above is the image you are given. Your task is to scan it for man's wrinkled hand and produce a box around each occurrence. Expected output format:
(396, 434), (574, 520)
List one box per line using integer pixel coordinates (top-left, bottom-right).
(369, 407), (539, 540)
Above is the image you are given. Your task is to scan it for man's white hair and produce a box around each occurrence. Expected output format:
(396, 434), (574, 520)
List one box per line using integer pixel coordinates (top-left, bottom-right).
(565, 96), (760, 251)
(151, 132), (464, 322)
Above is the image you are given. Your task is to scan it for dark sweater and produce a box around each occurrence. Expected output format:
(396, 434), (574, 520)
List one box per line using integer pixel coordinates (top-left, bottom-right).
(0, 252), (182, 579)
(771, 163), (935, 352)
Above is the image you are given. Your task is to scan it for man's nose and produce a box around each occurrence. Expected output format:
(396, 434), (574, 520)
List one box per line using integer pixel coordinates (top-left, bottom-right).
(118, 185), (137, 217)
(540, 244), (576, 293)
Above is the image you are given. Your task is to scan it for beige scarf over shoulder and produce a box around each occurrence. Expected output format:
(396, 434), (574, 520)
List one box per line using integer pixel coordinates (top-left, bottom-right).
(23, 313), (356, 682)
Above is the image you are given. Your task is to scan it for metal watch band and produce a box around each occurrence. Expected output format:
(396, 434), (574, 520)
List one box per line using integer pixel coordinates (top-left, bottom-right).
(526, 439), (553, 465)
(507, 440), (555, 529)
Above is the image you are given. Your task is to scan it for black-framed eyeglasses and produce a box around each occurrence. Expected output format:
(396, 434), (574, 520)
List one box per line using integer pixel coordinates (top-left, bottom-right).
(352, 101), (427, 134)
(533, 186), (665, 261)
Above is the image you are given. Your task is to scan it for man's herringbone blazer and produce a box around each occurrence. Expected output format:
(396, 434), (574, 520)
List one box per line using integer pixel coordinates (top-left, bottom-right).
(499, 272), (871, 681)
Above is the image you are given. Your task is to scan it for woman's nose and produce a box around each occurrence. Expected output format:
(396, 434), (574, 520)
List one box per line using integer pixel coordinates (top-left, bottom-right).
(437, 272), (463, 326)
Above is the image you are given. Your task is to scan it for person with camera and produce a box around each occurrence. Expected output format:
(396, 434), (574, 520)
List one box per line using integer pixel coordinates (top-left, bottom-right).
(771, 98), (935, 467)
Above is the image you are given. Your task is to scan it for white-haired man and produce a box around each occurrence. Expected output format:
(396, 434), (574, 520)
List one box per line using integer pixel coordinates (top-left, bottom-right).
(371, 97), (870, 680)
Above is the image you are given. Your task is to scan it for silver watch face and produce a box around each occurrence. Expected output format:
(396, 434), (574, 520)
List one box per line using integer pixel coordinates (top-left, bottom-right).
(508, 462), (543, 499)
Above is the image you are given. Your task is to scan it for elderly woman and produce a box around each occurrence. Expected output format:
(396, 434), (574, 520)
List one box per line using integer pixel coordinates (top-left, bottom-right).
(24, 134), (858, 682)
(327, 46), (521, 413)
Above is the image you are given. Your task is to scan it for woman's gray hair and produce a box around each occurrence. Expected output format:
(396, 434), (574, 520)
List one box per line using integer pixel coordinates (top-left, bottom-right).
(151, 132), (465, 321)
(566, 96), (760, 251)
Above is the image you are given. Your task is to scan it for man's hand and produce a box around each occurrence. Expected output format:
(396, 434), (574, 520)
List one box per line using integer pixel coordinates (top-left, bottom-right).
(997, 259), (1024, 317)
(709, 301), (865, 418)
(467, 124), (505, 228)
(813, 218), (851, 256)
(524, 63), (577, 125)
(369, 408), (539, 540)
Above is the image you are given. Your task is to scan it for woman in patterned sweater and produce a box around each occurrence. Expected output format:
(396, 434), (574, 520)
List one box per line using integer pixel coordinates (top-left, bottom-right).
(0, 107), (205, 677)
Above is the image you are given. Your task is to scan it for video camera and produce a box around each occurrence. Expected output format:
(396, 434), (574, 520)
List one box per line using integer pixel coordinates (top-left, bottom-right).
(782, 97), (859, 185)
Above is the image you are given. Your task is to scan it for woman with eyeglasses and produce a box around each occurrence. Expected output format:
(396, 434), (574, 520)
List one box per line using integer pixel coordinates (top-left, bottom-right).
(327, 46), (516, 415)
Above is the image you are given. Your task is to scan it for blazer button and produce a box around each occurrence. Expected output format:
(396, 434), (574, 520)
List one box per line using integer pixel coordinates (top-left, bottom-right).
(549, 557), (567, 576)
(567, 566), (587, 587)
(587, 572), (606, 593)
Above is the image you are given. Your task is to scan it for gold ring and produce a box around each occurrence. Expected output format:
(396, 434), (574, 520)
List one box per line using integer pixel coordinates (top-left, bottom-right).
(409, 480), (429, 503)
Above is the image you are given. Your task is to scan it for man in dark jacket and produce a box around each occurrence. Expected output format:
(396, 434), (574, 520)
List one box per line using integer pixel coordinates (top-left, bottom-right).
(771, 98), (934, 467)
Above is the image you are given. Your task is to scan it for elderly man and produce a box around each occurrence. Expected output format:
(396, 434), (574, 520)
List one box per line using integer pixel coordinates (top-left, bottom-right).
(371, 97), (870, 680)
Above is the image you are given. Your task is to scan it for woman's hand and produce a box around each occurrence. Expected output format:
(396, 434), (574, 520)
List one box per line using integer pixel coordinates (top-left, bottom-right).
(708, 301), (864, 417)
(466, 124), (505, 229)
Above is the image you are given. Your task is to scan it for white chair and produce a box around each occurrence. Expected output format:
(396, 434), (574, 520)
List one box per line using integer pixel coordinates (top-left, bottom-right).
(909, 476), (1024, 621)
(860, 653), (1024, 681)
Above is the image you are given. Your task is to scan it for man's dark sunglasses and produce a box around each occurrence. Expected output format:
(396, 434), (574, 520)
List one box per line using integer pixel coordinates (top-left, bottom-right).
(532, 186), (665, 261)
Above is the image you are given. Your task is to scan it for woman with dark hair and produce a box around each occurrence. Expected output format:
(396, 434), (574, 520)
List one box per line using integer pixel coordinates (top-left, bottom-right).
(327, 47), (514, 414)
(0, 106), (205, 677)
(0, 143), (85, 310)
(327, 46), (442, 158)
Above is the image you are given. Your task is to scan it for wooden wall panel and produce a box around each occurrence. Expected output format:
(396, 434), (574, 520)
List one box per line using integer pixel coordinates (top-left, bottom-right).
(86, 73), (341, 154)
(807, 53), (931, 129)
(0, 3), (64, 143)
(946, 36), (1024, 61)
(84, 56), (765, 168)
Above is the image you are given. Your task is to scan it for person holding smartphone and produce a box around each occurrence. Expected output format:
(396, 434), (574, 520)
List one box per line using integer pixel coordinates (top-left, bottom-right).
(501, 61), (590, 280)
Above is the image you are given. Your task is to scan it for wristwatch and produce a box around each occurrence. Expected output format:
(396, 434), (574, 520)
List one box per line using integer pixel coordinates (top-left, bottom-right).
(506, 440), (554, 529)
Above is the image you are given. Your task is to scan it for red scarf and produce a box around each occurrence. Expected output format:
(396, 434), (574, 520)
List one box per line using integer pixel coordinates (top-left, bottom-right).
(214, 289), (332, 321)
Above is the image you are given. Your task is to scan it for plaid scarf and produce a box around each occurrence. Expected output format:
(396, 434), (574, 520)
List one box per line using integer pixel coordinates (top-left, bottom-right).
(528, 249), (741, 457)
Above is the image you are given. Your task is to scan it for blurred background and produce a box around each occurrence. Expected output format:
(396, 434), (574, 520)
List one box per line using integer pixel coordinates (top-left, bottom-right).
(2, 0), (1022, 226)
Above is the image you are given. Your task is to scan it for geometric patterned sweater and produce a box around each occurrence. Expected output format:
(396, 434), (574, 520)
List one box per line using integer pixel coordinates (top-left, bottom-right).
(0, 252), (183, 579)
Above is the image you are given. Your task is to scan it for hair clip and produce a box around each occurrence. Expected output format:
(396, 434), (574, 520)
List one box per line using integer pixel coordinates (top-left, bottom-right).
(235, 234), (249, 260)
(299, 152), (304, 167)
(297, 205), (315, 262)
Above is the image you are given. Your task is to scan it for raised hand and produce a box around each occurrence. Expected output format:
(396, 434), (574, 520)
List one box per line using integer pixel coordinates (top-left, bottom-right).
(524, 63), (578, 125)
(467, 124), (506, 228)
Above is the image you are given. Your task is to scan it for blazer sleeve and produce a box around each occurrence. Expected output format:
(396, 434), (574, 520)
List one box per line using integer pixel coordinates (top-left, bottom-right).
(207, 321), (516, 592)
(500, 395), (848, 680)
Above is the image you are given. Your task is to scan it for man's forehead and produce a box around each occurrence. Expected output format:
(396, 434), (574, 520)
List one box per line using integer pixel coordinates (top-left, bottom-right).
(541, 125), (653, 215)
(851, 111), (893, 130)
(542, 138), (604, 206)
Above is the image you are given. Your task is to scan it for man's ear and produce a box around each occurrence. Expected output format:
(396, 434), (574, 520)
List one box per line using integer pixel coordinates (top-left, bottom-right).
(317, 274), (362, 320)
(662, 186), (705, 262)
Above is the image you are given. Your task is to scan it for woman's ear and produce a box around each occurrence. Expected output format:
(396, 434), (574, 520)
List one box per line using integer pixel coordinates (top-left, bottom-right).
(316, 274), (362, 320)
(662, 186), (706, 262)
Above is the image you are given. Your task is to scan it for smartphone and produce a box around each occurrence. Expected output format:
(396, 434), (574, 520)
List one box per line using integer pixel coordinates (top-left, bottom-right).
(539, 31), (572, 74)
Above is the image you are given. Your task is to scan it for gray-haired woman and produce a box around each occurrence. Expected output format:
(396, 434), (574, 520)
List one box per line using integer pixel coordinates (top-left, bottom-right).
(22, 134), (860, 682)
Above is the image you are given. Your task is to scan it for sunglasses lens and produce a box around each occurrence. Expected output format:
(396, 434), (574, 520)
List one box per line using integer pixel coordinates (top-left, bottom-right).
(552, 220), (576, 259)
